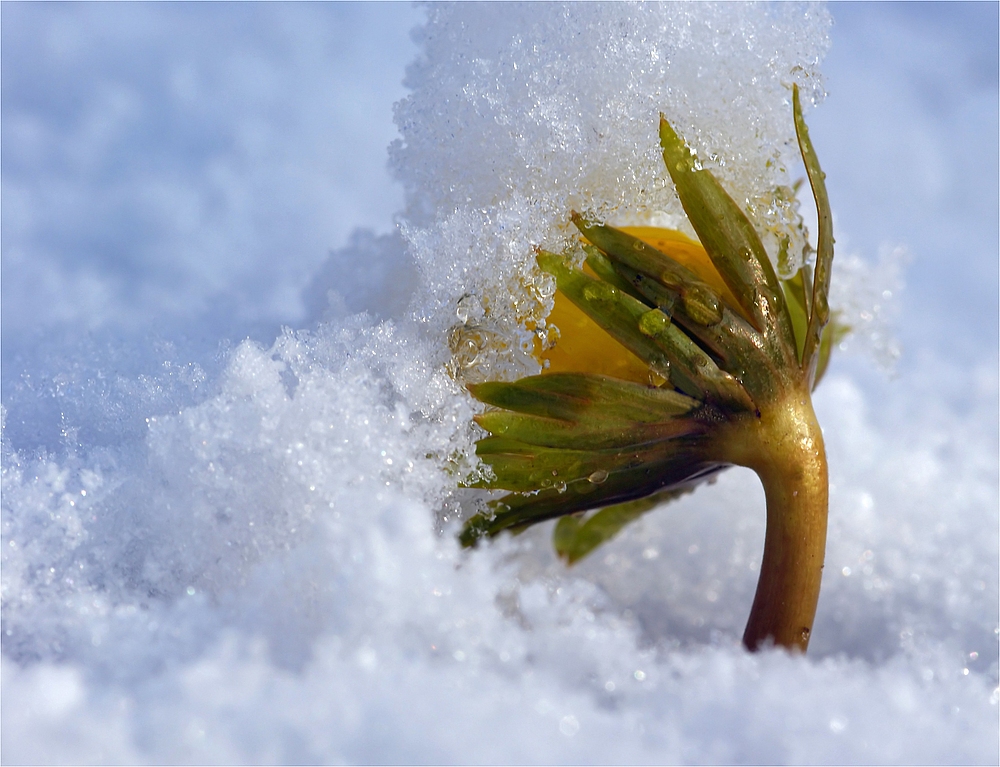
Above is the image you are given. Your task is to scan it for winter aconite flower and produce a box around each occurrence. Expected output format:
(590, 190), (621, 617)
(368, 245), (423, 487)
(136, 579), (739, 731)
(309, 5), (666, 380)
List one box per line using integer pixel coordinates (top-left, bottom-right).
(461, 86), (846, 653)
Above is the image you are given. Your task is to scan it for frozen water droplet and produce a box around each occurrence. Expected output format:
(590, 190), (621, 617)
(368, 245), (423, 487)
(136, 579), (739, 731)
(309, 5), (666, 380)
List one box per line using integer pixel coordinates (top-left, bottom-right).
(456, 293), (483, 324)
(534, 274), (556, 299)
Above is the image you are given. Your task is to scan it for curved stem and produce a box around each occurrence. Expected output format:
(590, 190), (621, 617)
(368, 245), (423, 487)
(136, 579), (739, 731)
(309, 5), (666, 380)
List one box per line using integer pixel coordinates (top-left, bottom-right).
(716, 387), (828, 652)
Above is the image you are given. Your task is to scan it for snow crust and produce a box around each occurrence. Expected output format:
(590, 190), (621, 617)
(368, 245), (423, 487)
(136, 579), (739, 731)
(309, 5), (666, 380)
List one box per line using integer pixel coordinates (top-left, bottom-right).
(2, 3), (998, 764)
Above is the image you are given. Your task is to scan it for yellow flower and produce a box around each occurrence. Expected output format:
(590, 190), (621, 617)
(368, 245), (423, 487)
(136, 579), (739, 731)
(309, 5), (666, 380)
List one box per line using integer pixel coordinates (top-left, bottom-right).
(461, 85), (844, 652)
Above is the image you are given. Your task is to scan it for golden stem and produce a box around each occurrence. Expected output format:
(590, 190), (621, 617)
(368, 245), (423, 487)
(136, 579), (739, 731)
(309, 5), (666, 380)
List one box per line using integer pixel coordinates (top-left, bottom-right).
(716, 387), (829, 652)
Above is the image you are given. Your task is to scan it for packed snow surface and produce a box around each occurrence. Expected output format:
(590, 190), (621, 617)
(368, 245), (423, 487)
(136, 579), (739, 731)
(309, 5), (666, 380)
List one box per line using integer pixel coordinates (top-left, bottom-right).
(2, 3), (997, 764)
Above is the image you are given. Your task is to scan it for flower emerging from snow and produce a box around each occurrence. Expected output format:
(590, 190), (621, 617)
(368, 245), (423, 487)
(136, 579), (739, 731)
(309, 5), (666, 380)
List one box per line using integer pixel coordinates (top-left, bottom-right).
(460, 86), (847, 653)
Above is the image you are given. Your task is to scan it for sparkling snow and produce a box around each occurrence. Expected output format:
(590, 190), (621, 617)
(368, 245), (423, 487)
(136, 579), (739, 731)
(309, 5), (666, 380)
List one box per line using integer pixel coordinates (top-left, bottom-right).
(2, 3), (997, 764)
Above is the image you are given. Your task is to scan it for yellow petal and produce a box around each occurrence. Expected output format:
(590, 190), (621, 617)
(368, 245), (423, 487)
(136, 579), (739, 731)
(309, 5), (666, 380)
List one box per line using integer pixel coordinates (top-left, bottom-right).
(538, 271), (657, 384)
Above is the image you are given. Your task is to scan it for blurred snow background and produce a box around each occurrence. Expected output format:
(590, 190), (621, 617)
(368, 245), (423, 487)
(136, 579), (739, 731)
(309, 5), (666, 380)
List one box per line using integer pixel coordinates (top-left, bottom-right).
(2, 3), (997, 764)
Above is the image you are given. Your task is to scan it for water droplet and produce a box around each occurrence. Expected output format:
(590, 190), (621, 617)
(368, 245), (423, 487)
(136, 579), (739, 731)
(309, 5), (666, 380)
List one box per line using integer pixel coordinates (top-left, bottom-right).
(650, 361), (670, 384)
(588, 469), (608, 484)
(681, 287), (722, 326)
(583, 283), (615, 303)
(639, 309), (670, 338)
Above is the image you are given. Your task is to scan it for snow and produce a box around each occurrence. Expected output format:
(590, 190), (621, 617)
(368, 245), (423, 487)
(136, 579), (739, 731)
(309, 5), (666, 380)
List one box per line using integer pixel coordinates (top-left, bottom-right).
(2, 3), (997, 764)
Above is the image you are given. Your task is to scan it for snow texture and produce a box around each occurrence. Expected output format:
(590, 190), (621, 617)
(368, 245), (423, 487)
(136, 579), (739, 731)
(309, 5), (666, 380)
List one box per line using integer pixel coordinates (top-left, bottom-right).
(2, 3), (998, 764)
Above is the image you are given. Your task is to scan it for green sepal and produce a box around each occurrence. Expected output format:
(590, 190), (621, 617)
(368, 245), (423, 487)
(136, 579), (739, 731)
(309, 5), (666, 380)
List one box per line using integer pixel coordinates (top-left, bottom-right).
(572, 214), (724, 326)
(635, 308), (755, 411)
(793, 84), (835, 383)
(475, 410), (700, 450)
(581, 245), (648, 304)
(538, 251), (752, 408)
(459, 455), (722, 546)
(813, 313), (850, 388)
(658, 114), (796, 361)
(553, 486), (693, 564)
(605, 257), (768, 394)
(781, 266), (811, 364)
(471, 432), (705, 492)
(468, 373), (698, 424)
